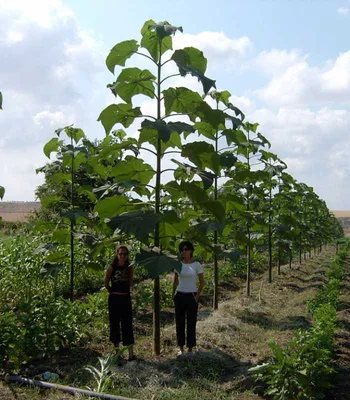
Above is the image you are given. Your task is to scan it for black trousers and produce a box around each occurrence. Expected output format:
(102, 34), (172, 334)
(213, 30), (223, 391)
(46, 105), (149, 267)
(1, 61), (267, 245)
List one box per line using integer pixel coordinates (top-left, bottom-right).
(108, 294), (134, 346)
(174, 291), (198, 348)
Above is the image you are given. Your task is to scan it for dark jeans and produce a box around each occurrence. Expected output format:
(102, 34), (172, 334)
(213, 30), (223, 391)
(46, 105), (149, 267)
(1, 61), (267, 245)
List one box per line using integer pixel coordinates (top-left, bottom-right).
(108, 294), (134, 346)
(174, 291), (198, 348)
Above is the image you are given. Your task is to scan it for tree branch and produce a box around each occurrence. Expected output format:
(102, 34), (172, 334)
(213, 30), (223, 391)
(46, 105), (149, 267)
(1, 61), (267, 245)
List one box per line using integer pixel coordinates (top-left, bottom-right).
(135, 51), (157, 65)
(160, 73), (181, 85)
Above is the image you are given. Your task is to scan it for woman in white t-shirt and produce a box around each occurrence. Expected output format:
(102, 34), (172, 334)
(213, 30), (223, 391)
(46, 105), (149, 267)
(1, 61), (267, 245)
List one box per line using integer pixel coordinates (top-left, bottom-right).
(173, 241), (204, 356)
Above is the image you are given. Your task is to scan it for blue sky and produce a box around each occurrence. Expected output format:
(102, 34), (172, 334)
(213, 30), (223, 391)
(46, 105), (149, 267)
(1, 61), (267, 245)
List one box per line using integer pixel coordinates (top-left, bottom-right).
(1, 0), (350, 209)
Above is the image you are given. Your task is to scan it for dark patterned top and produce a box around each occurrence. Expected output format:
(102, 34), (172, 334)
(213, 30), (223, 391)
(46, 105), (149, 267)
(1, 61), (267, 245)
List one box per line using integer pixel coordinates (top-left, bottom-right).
(110, 264), (130, 294)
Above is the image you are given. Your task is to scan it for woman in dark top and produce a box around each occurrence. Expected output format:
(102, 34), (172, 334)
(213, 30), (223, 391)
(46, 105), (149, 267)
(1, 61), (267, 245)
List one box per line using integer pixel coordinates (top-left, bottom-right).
(104, 245), (135, 360)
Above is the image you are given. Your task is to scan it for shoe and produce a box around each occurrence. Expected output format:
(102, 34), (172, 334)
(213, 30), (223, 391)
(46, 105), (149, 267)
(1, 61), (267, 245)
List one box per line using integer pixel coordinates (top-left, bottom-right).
(176, 350), (184, 359)
(127, 355), (137, 362)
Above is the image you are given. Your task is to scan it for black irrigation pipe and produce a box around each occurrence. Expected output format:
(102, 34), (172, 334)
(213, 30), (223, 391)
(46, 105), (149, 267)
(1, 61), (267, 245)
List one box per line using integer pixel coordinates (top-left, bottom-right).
(3, 374), (137, 400)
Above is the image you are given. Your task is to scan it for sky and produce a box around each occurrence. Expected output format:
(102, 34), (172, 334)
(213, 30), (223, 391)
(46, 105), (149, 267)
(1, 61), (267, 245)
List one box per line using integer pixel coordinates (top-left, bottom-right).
(1, 0), (350, 210)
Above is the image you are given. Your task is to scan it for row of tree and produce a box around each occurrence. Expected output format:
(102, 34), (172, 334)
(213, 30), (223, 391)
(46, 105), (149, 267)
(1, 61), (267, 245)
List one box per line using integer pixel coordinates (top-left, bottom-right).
(35, 20), (343, 355)
(0, 90), (4, 199)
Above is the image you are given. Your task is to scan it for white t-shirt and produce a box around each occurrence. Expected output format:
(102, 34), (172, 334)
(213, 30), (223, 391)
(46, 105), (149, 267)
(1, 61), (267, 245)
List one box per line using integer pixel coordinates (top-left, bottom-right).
(176, 261), (203, 293)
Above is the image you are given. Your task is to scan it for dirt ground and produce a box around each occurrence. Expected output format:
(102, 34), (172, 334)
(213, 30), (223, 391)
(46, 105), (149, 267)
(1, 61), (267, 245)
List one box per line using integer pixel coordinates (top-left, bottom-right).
(1, 245), (350, 399)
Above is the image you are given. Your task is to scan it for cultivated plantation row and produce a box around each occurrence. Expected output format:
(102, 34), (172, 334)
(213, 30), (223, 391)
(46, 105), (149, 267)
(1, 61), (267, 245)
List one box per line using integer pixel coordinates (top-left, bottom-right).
(0, 20), (346, 399)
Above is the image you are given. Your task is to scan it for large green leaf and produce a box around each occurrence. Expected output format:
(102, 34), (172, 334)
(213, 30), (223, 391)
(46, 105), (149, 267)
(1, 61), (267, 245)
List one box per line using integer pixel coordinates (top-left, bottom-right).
(40, 195), (63, 207)
(43, 137), (61, 158)
(40, 262), (65, 277)
(139, 126), (183, 151)
(135, 249), (182, 278)
(201, 200), (226, 222)
(72, 151), (87, 169)
(65, 127), (85, 144)
(220, 152), (237, 168)
(224, 193), (245, 212)
(141, 119), (194, 143)
(0, 186), (5, 200)
(181, 181), (209, 203)
(172, 160), (215, 190)
(140, 20), (173, 62)
(171, 48), (215, 94)
(192, 220), (226, 235)
(257, 132), (271, 148)
(180, 182), (225, 221)
(94, 196), (130, 219)
(110, 157), (155, 185)
(159, 209), (189, 247)
(49, 172), (71, 184)
(52, 228), (70, 244)
(45, 252), (68, 263)
(209, 90), (231, 106)
(159, 220), (188, 248)
(163, 87), (203, 117)
(222, 129), (248, 147)
(98, 104), (142, 134)
(109, 68), (156, 104)
(106, 210), (161, 241)
(172, 47), (207, 74)
(174, 63), (216, 95)
(195, 102), (225, 129)
(163, 181), (185, 200)
(106, 40), (139, 73)
(61, 210), (89, 223)
(194, 121), (215, 140)
(182, 141), (220, 174)
(209, 91), (245, 120)
(90, 156), (109, 179)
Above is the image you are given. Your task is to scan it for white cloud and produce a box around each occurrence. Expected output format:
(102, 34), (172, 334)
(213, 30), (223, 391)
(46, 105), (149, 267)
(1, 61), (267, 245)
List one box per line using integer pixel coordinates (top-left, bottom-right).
(337, 7), (349, 16)
(255, 49), (350, 106)
(33, 110), (73, 127)
(0, 0), (75, 29)
(248, 106), (350, 209)
(0, 0), (106, 201)
(173, 31), (252, 70)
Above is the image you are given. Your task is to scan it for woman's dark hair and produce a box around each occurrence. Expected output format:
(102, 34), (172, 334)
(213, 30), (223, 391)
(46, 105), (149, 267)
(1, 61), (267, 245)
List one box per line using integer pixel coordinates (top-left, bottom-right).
(111, 245), (130, 268)
(178, 241), (195, 257)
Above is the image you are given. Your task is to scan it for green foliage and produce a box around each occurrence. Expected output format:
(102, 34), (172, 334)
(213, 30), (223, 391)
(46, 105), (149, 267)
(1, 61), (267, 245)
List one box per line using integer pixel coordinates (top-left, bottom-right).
(84, 350), (128, 393)
(307, 255), (343, 315)
(249, 247), (345, 399)
(0, 297), (89, 368)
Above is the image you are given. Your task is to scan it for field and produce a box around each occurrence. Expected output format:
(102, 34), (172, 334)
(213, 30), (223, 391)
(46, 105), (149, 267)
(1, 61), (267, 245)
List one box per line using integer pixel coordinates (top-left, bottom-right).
(1, 243), (349, 400)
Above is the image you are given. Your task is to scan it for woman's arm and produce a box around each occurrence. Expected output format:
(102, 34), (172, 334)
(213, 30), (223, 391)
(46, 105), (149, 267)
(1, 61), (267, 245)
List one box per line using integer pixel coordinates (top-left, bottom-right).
(196, 273), (204, 301)
(128, 265), (134, 287)
(104, 266), (112, 293)
(172, 273), (179, 297)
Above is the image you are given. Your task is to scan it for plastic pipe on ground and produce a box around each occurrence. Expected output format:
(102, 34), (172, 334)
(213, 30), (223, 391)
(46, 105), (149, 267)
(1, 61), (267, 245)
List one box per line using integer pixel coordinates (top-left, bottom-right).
(4, 374), (137, 400)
